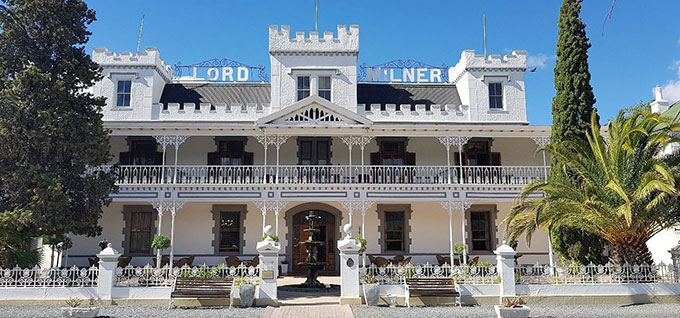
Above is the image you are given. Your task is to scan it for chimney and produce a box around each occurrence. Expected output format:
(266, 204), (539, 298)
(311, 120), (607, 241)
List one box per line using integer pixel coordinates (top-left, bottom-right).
(651, 86), (669, 114)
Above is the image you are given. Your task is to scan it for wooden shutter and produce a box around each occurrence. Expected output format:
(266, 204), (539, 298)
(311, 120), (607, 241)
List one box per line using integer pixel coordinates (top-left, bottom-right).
(405, 152), (416, 165)
(491, 152), (501, 166)
(243, 152), (254, 165)
(207, 152), (219, 165)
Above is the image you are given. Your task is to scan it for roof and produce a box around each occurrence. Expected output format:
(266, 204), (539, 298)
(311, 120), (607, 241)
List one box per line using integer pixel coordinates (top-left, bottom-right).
(357, 83), (461, 106)
(159, 83), (271, 105)
(662, 100), (680, 120)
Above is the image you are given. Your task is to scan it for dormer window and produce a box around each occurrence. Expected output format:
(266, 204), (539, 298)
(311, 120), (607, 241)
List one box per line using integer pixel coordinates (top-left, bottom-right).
(488, 83), (503, 109)
(297, 76), (310, 101)
(318, 76), (331, 101)
(116, 80), (132, 107)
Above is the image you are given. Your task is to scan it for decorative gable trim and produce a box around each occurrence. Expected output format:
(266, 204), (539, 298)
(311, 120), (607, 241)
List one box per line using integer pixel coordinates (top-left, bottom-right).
(257, 95), (371, 127)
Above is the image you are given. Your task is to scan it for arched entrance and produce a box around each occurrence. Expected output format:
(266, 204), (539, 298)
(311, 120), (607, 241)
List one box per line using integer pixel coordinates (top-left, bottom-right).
(284, 202), (342, 274)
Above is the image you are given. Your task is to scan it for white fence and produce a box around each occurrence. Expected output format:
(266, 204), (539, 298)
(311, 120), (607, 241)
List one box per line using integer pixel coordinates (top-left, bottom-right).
(516, 262), (677, 284)
(0, 266), (98, 287)
(106, 164), (548, 186)
(115, 264), (259, 287)
(360, 263), (500, 285)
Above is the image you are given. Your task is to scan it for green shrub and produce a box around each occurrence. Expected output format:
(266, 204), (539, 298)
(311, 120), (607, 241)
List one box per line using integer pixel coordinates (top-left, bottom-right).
(151, 235), (170, 250)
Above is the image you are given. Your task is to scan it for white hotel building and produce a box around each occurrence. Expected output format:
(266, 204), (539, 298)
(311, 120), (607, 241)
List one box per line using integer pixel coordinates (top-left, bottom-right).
(67, 24), (556, 272)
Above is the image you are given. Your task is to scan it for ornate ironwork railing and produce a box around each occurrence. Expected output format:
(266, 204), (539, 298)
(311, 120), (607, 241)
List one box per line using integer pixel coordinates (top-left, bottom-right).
(358, 60), (450, 82)
(0, 266), (99, 287)
(359, 263), (500, 285)
(516, 262), (677, 284)
(115, 264), (259, 287)
(173, 58), (269, 82)
(107, 164), (549, 186)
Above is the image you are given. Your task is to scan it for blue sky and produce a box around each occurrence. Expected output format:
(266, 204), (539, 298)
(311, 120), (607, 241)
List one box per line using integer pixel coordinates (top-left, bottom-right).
(85, 0), (680, 125)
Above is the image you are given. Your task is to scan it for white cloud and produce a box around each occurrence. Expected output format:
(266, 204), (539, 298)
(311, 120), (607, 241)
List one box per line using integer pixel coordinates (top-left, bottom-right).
(662, 60), (680, 103)
(527, 53), (552, 69)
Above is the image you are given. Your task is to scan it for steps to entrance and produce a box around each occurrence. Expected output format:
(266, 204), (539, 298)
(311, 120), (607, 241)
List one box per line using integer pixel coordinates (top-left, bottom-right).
(263, 304), (354, 318)
(277, 275), (341, 306)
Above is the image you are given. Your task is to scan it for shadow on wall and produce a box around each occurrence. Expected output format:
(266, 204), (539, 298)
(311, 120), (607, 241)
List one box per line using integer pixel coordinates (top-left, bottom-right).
(357, 83), (460, 111)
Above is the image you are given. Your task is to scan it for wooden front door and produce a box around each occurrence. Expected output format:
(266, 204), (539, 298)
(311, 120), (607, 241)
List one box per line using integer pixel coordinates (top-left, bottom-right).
(292, 210), (336, 274)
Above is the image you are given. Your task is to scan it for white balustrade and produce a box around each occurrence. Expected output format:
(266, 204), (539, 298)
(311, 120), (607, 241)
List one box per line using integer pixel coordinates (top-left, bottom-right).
(109, 165), (548, 186)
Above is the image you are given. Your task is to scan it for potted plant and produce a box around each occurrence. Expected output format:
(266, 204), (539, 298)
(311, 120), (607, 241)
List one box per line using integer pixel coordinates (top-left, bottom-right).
(151, 235), (170, 268)
(235, 277), (257, 307)
(61, 298), (99, 318)
(453, 243), (465, 264)
(494, 296), (531, 318)
(261, 234), (279, 242)
(361, 274), (380, 306)
(280, 259), (288, 275)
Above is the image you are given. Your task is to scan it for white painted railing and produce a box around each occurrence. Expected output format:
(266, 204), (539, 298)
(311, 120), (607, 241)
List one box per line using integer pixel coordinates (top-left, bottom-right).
(107, 164), (548, 186)
(0, 265), (99, 287)
(516, 262), (678, 284)
(360, 263), (500, 285)
(115, 263), (259, 287)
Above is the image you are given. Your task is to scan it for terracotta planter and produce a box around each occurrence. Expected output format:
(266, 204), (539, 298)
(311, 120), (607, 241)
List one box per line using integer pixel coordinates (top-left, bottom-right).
(60, 307), (99, 318)
(494, 305), (531, 318)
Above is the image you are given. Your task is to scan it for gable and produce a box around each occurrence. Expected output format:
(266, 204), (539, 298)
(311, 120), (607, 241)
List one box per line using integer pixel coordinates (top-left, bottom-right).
(257, 95), (371, 127)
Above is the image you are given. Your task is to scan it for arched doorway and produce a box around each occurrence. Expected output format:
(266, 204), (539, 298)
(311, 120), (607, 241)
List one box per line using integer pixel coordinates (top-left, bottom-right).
(284, 203), (342, 274)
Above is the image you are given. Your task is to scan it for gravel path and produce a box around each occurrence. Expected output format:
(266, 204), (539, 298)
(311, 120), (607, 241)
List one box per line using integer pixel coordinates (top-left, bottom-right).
(0, 305), (264, 318)
(350, 303), (680, 318)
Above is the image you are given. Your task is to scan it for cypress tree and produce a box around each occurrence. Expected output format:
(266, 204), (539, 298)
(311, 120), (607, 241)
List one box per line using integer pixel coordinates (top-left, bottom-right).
(0, 0), (116, 267)
(550, 0), (606, 264)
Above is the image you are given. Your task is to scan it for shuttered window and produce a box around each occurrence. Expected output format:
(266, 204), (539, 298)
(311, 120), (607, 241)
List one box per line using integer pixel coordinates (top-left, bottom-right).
(129, 211), (153, 254)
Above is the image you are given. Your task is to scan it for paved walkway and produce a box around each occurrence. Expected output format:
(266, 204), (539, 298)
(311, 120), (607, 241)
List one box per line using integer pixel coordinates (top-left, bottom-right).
(277, 275), (341, 306)
(264, 304), (353, 318)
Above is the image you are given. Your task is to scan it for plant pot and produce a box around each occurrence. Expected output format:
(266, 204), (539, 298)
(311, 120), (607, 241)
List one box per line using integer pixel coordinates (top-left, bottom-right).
(362, 283), (380, 306)
(238, 283), (256, 307)
(61, 307), (99, 318)
(281, 264), (288, 275)
(494, 305), (531, 318)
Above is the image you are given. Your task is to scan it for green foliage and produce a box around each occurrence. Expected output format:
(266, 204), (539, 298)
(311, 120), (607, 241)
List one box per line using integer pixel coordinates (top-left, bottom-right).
(550, 0), (606, 263)
(151, 235), (170, 250)
(0, 209), (39, 267)
(356, 237), (367, 255)
(261, 234), (279, 242)
(360, 273), (376, 285)
(506, 108), (680, 264)
(453, 243), (465, 255)
(0, 0), (117, 265)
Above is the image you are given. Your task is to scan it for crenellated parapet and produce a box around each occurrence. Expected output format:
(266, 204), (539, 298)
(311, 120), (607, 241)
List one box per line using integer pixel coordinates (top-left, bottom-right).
(449, 50), (526, 84)
(92, 47), (173, 82)
(268, 25), (359, 54)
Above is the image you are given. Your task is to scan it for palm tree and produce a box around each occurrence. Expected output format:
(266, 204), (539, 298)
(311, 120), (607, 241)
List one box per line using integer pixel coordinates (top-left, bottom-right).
(505, 107), (680, 265)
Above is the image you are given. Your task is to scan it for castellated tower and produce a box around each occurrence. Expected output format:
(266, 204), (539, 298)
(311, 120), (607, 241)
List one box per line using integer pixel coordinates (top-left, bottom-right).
(268, 25), (359, 111)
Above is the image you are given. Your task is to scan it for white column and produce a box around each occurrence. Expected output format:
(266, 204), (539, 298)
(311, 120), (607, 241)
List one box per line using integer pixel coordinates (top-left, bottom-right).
(494, 241), (517, 297)
(256, 226), (281, 306)
(156, 210), (163, 268)
(440, 201), (455, 265)
(169, 206), (176, 269)
(459, 198), (471, 265)
(531, 136), (553, 269)
(96, 243), (121, 301)
(338, 224), (361, 305)
(172, 136), (188, 184)
(154, 135), (172, 184)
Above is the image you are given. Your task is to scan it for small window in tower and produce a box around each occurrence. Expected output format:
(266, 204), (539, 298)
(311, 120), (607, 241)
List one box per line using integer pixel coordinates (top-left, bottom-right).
(488, 83), (503, 109)
(116, 80), (132, 107)
(318, 76), (331, 101)
(297, 76), (310, 101)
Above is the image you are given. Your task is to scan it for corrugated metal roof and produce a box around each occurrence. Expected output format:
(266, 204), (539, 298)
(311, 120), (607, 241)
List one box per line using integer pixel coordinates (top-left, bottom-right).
(357, 83), (461, 106)
(159, 83), (271, 105)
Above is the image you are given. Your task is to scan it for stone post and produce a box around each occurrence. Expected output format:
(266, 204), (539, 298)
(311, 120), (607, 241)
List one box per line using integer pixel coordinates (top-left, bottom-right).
(256, 225), (281, 306)
(669, 240), (680, 283)
(96, 243), (121, 301)
(494, 241), (516, 298)
(337, 224), (362, 305)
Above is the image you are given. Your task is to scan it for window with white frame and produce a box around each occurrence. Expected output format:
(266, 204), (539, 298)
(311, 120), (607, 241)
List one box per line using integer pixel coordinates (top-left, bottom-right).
(116, 80), (132, 107)
(318, 76), (331, 101)
(488, 82), (503, 109)
(297, 76), (310, 101)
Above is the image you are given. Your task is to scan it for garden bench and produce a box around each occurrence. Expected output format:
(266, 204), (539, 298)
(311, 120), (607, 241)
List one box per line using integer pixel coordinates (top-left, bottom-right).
(404, 277), (460, 307)
(169, 277), (234, 308)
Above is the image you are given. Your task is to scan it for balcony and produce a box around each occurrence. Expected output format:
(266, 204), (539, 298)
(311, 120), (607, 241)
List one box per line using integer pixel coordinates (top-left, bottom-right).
(103, 165), (548, 186)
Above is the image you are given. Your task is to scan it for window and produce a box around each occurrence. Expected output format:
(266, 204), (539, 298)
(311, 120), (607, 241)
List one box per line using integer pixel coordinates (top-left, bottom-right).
(488, 83), (503, 109)
(384, 211), (405, 252)
(297, 76), (310, 101)
(116, 80), (132, 107)
(128, 211), (153, 254)
(379, 140), (405, 165)
(298, 137), (331, 165)
(219, 211), (241, 252)
(470, 211), (492, 251)
(318, 76), (331, 101)
(218, 140), (245, 165)
(129, 139), (162, 165)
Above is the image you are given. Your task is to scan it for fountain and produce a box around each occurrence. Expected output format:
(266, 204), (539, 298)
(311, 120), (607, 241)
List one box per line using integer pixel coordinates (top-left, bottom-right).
(296, 210), (326, 288)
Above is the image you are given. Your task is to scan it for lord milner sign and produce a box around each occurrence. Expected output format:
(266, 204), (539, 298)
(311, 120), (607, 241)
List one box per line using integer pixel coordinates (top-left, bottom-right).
(173, 58), (269, 82)
(358, 59), (450, 83)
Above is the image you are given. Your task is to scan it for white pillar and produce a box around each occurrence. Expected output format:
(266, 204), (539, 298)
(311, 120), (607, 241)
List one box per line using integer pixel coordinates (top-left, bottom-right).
(156, 210), (163, 268)
(169, 205), (177, 269)
(160, 142), (167, 184)
(460, 200), (468, 265)
(256, 226), (281, 306)
(262, 209), (267, 236)
(96, 243), (121, 301)
(275, 141), (281, 184)
(361, 210), (366, 267)
(494, 241), (517, 297)
(448, 211), (454, 264)
(338, 224), (361, 305)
